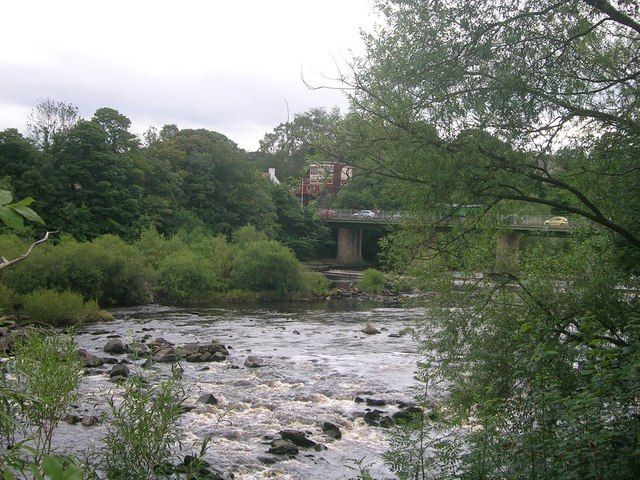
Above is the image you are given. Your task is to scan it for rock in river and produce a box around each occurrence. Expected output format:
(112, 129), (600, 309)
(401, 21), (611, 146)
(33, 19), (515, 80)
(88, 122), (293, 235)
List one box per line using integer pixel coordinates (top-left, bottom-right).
(279, 429), (316, 448)
(322, 421), (342, 439)
(245, 355), (264, 368)
(78, 348), (104, 367)
(109, 363), (130, 378)
(103, 338), (126, 354)
(268, 439), (299, 455)
(198, 393), (219, 405)
(362, 324), (381, 335)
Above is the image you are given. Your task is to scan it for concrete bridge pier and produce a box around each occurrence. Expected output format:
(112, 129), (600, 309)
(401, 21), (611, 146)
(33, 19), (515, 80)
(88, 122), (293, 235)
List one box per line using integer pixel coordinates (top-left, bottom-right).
(336, 227), (363, 264)
(495, 232), (521, 274)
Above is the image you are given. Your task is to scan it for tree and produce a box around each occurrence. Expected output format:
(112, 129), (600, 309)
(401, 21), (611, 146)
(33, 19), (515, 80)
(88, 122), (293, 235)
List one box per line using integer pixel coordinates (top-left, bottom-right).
(336, 1), (640, 478)
(92, 107), (139, 153)
(27, 99), (78, 150)
(256, 108), (341, 181)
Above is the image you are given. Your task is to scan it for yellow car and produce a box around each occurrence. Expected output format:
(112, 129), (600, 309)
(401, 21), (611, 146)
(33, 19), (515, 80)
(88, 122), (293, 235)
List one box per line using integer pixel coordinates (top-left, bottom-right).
(543, 216), (569, 227)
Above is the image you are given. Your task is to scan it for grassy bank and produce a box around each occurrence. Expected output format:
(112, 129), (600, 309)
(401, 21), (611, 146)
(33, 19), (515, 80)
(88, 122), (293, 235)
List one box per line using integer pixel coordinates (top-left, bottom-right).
(0, 227), (330, 325)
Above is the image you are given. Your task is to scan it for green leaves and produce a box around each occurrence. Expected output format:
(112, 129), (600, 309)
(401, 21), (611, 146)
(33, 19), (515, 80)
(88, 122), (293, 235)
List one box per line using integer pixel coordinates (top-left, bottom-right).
(0, 190), (44, 230)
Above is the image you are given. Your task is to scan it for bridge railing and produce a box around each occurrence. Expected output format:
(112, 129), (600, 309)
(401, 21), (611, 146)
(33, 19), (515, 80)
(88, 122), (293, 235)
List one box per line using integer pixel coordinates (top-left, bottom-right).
(317, 209), (575, 230)
(317, 209), (402, 222)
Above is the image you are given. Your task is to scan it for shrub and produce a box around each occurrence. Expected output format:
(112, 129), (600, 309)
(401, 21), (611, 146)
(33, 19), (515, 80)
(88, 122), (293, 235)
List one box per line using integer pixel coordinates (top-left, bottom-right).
(1, 234), (155, 307)
(12, 330), (82, 463)
(19, 289), (109, 326)
(300, 271), (330, 296)
(358, 268), (386, 293)
(232, 225), (269, 245)
(103, 376), (186, 480)
(0, 283), (17, 313)
(230, 240), (303, 297)
(155, 250), (224, 304)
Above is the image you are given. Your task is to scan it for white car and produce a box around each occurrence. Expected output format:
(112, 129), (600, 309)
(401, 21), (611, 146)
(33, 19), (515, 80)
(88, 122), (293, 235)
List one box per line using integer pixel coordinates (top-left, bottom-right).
(352, 210), (377, 219)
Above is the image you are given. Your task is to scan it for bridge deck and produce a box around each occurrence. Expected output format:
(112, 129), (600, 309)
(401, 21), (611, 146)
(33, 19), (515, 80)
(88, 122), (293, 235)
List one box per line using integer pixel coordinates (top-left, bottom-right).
(317, 209), (574, 232)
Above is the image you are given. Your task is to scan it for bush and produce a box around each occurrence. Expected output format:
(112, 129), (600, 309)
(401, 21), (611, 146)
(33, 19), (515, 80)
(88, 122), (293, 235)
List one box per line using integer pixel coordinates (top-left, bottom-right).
(0, 283), (17, 313)
(230, 240), (303, 297)
(11, 330), (82, 463)
(300, 271), (330, 296)
(155, 250), (225, 304)
(104, 376), (186, 480)
(19, 289), (110, 326)
(1, 234), (155, 307)
(358, 268), (386, 293)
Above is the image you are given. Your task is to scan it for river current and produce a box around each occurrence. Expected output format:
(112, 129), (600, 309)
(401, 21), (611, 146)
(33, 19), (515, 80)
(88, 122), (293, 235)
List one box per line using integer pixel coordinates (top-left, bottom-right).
(55, 301), (424, 479)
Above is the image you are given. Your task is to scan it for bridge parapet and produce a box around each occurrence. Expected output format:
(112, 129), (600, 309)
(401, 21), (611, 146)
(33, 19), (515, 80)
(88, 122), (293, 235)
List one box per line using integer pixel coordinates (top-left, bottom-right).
(317, 209), (575, 232)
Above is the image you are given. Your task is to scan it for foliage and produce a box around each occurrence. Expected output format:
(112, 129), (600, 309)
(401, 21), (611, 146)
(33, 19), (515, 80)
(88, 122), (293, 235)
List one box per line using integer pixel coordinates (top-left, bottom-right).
(155, 250), (226, 304)
(9, 331), (82, 465)
(20, 289), (110, 326)
(103, 375), (186, 480)
(230, 240), (304, 297)
(269, 184), (333, 260)
(1, 235), (154, 307)
(0, 283), (17, 311)
(0, 190), (44, 231)
(334, 0), (640, 478)
(358, 269), (385, 294)
(300, 270), (331, 296)
(255, 107), (341, 181)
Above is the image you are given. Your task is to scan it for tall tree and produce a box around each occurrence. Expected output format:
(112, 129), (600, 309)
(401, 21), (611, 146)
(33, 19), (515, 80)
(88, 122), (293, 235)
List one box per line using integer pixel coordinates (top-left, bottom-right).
(336, 1), (640, 478)
(27, 99), (78, 150)
(91, 107), (139, 153)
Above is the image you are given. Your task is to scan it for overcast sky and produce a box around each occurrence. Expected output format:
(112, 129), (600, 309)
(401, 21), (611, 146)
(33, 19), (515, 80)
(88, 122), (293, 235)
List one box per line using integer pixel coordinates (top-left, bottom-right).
(0, 0), (376, 150)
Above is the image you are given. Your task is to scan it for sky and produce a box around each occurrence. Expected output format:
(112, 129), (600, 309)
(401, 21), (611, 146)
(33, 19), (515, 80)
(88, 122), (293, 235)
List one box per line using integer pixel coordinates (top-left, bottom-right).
(0, 0), (376, 151)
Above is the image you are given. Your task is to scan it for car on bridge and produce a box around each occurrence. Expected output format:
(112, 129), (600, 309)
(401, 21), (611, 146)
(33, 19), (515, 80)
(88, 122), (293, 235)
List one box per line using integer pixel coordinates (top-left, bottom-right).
(352, 210), (377, 219)
(544, 216), (569, 228)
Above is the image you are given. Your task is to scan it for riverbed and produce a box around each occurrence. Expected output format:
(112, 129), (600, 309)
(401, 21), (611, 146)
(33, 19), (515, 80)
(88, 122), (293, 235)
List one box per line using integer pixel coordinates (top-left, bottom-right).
(55, 301), (424, 479)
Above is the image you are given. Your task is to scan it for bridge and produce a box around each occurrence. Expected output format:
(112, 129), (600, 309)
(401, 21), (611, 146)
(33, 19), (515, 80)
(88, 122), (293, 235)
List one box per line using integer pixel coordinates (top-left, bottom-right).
(317, 209), (573, 265)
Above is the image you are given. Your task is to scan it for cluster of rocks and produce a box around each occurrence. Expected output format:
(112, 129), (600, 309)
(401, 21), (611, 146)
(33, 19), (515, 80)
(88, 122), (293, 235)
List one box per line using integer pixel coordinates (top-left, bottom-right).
(355, 396), (428, 429)
(260, 422), (342, 463)
(99, 336), (231, 364)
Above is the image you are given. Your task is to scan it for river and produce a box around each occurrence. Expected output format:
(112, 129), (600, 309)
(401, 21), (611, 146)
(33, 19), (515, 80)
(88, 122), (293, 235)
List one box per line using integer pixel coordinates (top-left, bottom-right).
(54, 301), (425, 480)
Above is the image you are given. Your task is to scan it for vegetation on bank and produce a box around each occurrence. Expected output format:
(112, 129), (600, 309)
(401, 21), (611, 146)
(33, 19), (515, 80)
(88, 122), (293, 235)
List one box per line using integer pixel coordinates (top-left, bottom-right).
(357, 269), (386, 294)
(0, 228), (330, 325)
(1, 329), (207, 479)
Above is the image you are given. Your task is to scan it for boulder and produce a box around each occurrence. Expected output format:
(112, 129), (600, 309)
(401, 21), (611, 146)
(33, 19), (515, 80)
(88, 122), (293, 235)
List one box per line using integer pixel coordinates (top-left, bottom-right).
(364, 410), (383, 426)
(245, 355), (264, 368)
(63, 414), (82, 425)
(78, 348), (104, 367)
(393, 406), (423, 423)
(211, 352), (226, 362)
(322, 421), (342, 439)
(103, 338), (126, 354)
(153, 346), (178, 363)
(362, 324), (381, 335)
(81, 415), (99, 427)
(128, 342), (149, 356)
(268, 439), (298, 455)
(279, 430), (316, 448)
(109, 363), (130, 378)
(380, 416), (395, 428)
(366, 398), (386, 407)
(197, 394), (219, 405)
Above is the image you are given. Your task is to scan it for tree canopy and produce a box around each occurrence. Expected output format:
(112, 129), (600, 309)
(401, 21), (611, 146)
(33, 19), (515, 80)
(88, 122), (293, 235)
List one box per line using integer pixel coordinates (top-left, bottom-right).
(329, 0), (640, 477)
